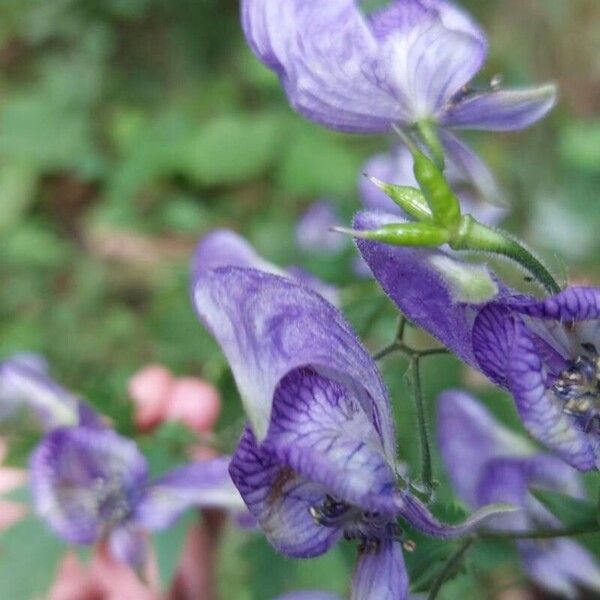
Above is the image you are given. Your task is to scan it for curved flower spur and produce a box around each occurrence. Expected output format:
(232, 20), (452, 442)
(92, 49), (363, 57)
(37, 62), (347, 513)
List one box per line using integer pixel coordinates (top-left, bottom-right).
(438, 390), (600, 597)
(191, 258), (516, 599)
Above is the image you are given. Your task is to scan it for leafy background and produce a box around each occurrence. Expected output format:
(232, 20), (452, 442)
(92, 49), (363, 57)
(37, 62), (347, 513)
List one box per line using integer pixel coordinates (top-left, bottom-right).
(0, 0), (599, 598)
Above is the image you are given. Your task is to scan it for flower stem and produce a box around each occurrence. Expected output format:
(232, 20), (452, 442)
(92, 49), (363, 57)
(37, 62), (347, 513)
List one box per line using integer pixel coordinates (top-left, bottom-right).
(409, 356), (433, 498)
(453, 216), (561, 295)
(427, 536), (475, 600)
(479, 524), (600, 540)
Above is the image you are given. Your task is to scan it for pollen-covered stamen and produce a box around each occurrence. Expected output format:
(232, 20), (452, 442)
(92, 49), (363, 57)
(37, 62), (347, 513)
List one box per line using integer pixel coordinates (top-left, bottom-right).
(309, 494), (360, 528)
(552, 343), (600, 432)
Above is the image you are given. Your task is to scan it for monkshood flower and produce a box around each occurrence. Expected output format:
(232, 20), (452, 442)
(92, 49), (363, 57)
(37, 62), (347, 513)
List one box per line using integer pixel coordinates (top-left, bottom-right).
(354, 212), (600, 471)
(0, 354), (102, 431)
(471, 287), (600, 472)
(359, 145), (506, 226)
(192, 228), (339, 306)
(192, 265), (514, 600)
(30, 426), (246, 569)
(242, 0), (555, 139)
(295, 201), (348, 255)
(438, 390), (600, 598)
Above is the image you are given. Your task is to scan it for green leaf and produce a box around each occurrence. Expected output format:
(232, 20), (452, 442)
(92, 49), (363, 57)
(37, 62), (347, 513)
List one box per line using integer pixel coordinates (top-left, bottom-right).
(530, 487), (598, 528)
(185, 114), (283, 185)
(0, 516), (66, 599)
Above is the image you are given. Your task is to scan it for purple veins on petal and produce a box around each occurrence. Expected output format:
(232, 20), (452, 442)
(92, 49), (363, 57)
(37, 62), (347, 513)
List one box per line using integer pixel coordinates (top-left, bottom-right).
(191, 228), (339, 306)
(472, 287), (600, 471)
(241, 0), (554, 135)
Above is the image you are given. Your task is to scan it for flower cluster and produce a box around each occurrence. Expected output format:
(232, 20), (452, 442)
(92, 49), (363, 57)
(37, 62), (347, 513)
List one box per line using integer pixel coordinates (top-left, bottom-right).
(1, 1), (597, 599)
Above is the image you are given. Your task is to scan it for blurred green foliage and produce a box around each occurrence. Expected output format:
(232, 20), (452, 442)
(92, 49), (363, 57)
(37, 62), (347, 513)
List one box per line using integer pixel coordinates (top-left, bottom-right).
(0, 0), (599, 598)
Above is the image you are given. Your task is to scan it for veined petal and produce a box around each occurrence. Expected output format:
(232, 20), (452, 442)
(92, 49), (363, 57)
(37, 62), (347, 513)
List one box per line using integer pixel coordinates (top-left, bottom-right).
(396, 491), (517, 538)
(135, 457), (247, 531)
(473, 305), (598, 471)
(354, 211), (488, 367)
(437, 390), (534, 507)
(519, 538), (600, 599)
(381, 3), (486, 120)
(192, 229), (339, 305)
(443, 84), (557, 130)
(265, 369), (397, 515)
(242, 0), (486, 131)
(242, 0), (406, 132)
(229, 426), (342, 558)
(30, 427), (148, 545)
(191, 229), (287, 282)
(351, 537), (408, 600)
(193, 267), (395, 455)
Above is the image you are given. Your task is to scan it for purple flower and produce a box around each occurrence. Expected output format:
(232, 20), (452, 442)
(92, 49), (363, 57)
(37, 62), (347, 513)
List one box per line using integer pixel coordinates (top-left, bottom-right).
(438, 390), (600, 597)
(360, 145), (507, 225)
(0, 355), (102, 431)
(295, 201), (348, 255)
(472, 287), (600, 471)
(30, 426), (246, 568)
(192, 266), (513, 599)
(242, 0), (555, 135)
(192, 228), (339, 306)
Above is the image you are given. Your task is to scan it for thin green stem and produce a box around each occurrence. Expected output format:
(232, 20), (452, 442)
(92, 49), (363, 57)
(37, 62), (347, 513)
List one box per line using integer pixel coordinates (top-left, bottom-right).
(479, 524), (600, 540)
(453, 217), (561, 295)
(427, 536), (475, 600)
(409, 356), (433, 497)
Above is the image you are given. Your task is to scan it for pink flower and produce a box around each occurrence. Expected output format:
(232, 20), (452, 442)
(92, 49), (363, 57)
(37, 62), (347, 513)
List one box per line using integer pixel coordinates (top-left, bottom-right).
(128, 366), (221, 435)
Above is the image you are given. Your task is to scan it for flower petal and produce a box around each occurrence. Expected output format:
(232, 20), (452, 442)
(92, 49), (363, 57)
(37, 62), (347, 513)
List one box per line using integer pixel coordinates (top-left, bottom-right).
(192, 229), (338, 305)
(242, 0), (406, 132)
(473, 304), (599, 471)
(242, 0), (486, 131)
(519, 538), (600, 598)
(354, 211), (486, 366)
(193, 267), (394, 455)
(264, 369), (397, 515)
(351, 538), (408, 600)
(295, 201), (347, 255)
(30, 427), (148, 544)
(437, 389), (534, 506)
(229, 426), (342, 558)
(442, 84), (557, 130)
(135, 457), (247, 531)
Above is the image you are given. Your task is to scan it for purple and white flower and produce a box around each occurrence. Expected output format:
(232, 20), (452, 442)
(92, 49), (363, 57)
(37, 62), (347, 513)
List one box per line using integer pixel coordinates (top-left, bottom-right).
(472, 288), (600, 471)
(242, 0), (555, 136)
(438, 390), (600, 597)
(359, 145), (507, 225)
(192, 228), (339, 306)
(354, 212), (600, 471)
(30, 426), (246, 568)
(192, 265), (513, 600)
